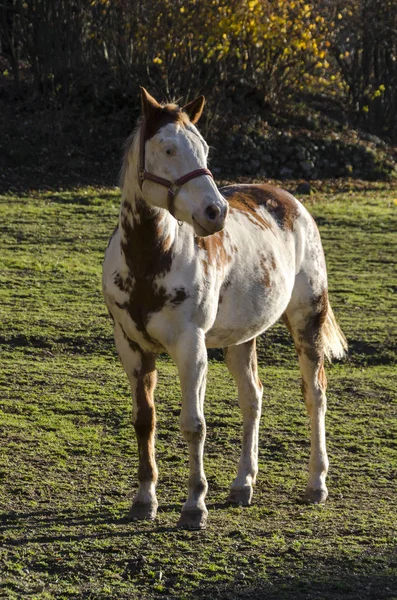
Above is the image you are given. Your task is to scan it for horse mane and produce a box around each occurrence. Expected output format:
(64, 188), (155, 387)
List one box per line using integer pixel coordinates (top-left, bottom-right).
(119, 117), (143, 190)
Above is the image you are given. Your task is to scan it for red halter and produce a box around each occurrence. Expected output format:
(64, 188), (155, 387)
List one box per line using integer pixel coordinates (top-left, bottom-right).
(138, 120), (213, 219)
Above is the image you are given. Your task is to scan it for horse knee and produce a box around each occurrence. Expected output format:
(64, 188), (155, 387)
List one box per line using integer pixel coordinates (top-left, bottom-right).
(133, 405), (155, 439)
(180, 416), (206, 443)
(238, 384), (262, 417)
(302, 381), (327, 415)
(317, 363), (327, 392)
(241, 397), (262, 421)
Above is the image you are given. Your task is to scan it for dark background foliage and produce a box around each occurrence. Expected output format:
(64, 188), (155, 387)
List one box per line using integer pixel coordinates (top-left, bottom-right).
(0, 0), (396, 190)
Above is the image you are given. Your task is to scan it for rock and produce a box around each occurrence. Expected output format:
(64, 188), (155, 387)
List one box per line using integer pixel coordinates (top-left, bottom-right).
(296, 146), (307, 161)
(300, 160), (314, 175)
(280, 166), (293, 179)
(284, 145), (295, 157)
(250, 159), (261, 171)
(365, 146), (376, 157)
(296, 182), (312, 195)
(360, 131), (384, 146)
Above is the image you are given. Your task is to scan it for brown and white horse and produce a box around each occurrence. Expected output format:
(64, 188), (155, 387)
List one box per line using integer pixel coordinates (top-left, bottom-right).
(102, 88), (347, 530)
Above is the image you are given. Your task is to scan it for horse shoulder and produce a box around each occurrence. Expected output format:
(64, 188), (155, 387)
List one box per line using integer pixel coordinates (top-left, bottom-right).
(103, 228), (129, 303)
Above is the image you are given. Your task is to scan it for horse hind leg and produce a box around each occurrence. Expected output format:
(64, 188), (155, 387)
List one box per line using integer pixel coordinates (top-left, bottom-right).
(224, 339), (263, 506)
(284, 286), (333, 504)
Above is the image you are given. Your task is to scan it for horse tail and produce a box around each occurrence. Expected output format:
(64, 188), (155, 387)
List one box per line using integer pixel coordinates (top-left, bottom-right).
(323, 300), (348, 361)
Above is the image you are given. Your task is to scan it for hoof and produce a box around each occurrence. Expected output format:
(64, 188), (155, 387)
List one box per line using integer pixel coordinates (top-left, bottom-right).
(304, 487), (328, 504)
(129, 500), (158, 521)
(177, 508), (208, 530)
(227, 486), (253, 506)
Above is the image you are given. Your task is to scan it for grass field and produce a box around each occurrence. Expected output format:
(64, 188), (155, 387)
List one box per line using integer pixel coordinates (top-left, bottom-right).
(1, 184), (396, 599)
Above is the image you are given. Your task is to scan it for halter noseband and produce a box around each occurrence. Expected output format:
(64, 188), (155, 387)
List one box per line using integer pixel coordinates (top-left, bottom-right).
(138, 120), (214, 219)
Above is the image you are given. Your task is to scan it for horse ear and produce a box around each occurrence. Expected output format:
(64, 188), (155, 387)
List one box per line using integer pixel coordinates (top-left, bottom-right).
(140, 87), (162, 121)
(182, 95), (205, 124)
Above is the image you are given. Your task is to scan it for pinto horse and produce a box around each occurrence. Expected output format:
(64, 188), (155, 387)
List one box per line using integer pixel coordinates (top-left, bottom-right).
(102, 88), (347, 530)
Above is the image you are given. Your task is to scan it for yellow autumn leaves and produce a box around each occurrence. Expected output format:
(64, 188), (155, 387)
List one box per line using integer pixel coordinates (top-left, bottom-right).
(140, 0), (332, 99)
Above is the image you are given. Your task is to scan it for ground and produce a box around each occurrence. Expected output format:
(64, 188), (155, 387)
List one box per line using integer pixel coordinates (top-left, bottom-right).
(0, 183), (396, 599)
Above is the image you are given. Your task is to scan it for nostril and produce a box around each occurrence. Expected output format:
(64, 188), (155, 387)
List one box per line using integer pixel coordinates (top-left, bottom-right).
(205, 204), (220, 221)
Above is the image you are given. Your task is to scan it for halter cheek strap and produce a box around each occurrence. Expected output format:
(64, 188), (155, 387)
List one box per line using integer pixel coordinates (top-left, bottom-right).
(138, 120), (213, 219)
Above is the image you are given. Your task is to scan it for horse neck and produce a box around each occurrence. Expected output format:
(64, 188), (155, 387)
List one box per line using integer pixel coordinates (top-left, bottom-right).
(119, 129), (178, 277)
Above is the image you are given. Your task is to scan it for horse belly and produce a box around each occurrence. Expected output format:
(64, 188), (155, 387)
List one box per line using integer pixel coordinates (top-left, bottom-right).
(205, 273), (293, 348)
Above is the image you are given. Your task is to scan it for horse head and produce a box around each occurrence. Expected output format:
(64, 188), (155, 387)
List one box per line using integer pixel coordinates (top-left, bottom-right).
(137, 87), (228, 237)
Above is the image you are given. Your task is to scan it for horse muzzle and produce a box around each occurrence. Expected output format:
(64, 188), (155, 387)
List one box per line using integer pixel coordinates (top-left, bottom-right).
(192, 200), (229, 237)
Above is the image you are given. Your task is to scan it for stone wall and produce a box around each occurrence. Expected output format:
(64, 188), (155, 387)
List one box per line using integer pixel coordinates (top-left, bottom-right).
(210, 129), (396, 181)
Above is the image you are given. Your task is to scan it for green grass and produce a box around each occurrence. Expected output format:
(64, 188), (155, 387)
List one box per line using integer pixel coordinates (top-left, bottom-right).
(0, 185), (396, 599)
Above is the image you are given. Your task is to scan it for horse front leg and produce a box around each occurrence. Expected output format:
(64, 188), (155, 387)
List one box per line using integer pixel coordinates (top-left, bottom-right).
(114, 325), (158, 520)
(172, 328), (208, 530)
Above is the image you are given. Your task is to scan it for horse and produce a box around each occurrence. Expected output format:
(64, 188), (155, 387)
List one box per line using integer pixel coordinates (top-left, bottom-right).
(102, 87), (347, 530)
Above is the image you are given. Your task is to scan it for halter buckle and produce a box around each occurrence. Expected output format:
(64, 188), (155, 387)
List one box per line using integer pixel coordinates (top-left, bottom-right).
(169, 182), (180, 197)
(138, 169), (145, 187)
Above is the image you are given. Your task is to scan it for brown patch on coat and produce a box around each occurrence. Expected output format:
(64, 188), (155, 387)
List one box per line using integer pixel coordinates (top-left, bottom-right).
(133, 349), (158, 485)
(144, 104), (190, 140)
(308, 289), (329, 347)
(117, 196), (188, 343)
(318, 361), (327, 391)
(221, 184), (300, 232)
(297, 289), (329, 362)
(163, 234), (172, 252)
(113, 272), (133, 293)
(195, 229), (232, 276)
(222, 187), (272, 232)
(217, 278), (231, 310)
(259, 254), (272, 288)
(283, 289), (329, 360)
(121, 199), (171, 258)
(121, 198), (174, 278)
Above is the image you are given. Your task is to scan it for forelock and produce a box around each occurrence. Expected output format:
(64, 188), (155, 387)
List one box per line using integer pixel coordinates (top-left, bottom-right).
(145, 103), (189, 139)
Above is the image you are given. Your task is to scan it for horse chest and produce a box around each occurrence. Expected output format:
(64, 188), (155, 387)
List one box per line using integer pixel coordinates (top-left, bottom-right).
(105, 266), (197, 352)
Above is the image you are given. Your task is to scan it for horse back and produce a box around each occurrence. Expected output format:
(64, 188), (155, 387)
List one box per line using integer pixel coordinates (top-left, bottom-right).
(221, 183), (302, 233)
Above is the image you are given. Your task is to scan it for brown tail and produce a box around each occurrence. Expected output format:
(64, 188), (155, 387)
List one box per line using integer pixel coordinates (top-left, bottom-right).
(323, 301), (348, 361)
